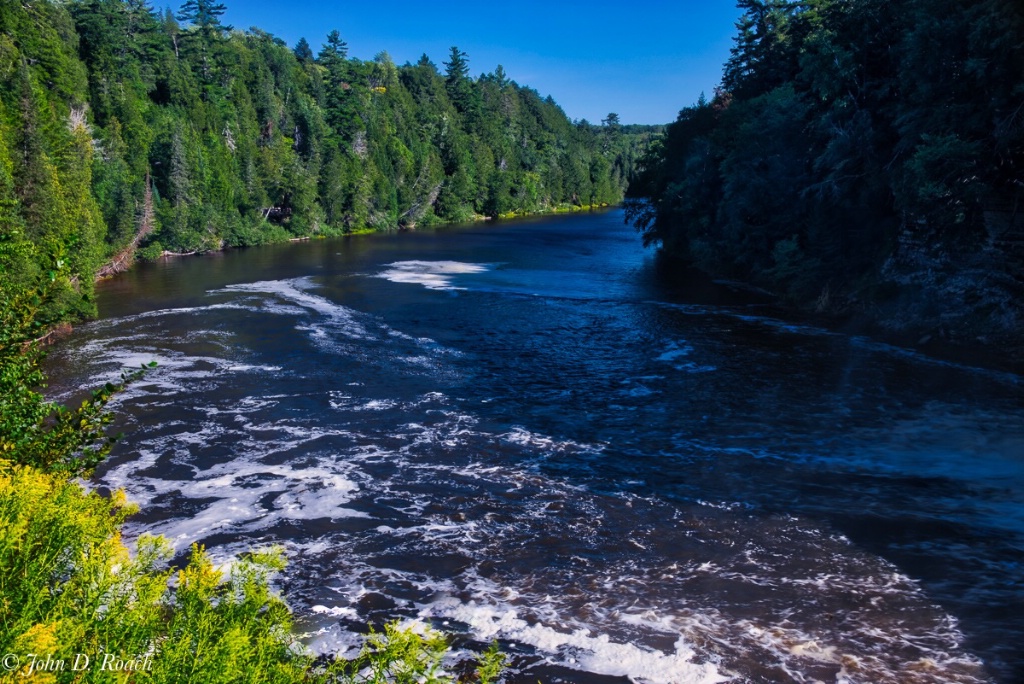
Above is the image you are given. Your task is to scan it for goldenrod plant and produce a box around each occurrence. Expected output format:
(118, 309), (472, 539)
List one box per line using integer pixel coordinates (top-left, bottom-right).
(0, 460), (506, 682)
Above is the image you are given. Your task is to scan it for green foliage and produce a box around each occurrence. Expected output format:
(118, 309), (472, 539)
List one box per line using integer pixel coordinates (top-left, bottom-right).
(340, 623), (452, 684)
(147, 545), (307, 684)
(294, 37), (313, 64)
(629, 0), (1024, 306)
(0, 0), (640, 295)
(0, 458), (506, 682)
(177, 0), (230, 33)
(0, 461), (173, 678)
(0, 278), (154, 475)
(322, 623), (505, 684)
(475, 641), (506, 684)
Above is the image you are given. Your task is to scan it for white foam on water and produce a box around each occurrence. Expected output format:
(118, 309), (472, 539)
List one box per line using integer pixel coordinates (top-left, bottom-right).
(204, 397), (281, 415)
(311, 605), (359, 619)
(420, 598), (728, 684)
(54, 301), (1001, 684)
(731, 617), (990, 684)
(101, 402), (994, 684)
(51, 344), (275, 403)
(208, 277), (459, 366)
(288, 527), (993, 684)
(81, 303), (259, 331)
(214, 277), (371, 339)
(224, 363), (283, 372)
(500, 426), (604, 455)
(357, 399), (400, 411)
(102, 417), (366, 548)
(374, 261), (490, 291)
(76, 370), (995, 684)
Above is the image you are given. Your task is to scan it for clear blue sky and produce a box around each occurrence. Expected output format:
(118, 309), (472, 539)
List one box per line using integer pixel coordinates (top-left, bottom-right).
(209, 1), (742, 125)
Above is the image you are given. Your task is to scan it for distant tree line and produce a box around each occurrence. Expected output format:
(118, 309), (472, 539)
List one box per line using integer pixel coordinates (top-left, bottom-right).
(628, 0), (1024, 312)
(0, 0), (657, 322)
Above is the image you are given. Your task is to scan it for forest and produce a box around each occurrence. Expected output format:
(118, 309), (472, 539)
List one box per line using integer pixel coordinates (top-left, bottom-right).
(628, 0), (1024, 347)
(0, 0), (656, 325)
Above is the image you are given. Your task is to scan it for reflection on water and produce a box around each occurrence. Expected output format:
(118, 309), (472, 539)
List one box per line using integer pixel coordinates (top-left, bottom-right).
(48, 210), (1023, 683)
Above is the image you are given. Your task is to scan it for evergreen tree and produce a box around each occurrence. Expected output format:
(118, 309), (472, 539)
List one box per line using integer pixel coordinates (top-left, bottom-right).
(317, 30), (359, 139)
(176, 0), (231, 81)
(176, 0), (230, 34)
(629, 0), (1024, 335)
(493, 64), (509, 88)
(293, 36), (313, 64)
(318, 29), (348, 67)
(443, 46), (469, 82)
(444, 46), (473, 113)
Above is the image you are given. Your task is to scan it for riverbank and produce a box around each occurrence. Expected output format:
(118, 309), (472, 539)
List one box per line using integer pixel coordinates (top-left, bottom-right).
(824, 227), (1024, 376)
(653, 248), (1024, 377)
(109, 203), (617, 276)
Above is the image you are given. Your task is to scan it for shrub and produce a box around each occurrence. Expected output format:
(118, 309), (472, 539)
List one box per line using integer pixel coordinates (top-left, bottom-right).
(0, 462), (505, 683)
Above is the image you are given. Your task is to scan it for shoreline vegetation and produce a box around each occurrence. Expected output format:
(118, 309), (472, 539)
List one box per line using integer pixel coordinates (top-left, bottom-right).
(0, 0), (660, 326)
(627, 0), (1024, 367)
(0, 0), (649, 677)
(135, 202), (614, 264)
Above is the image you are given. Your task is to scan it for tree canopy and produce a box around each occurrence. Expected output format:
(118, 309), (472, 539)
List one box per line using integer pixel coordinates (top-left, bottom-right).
(0, 0), (656, 322)
(628, 0), (1024, 336)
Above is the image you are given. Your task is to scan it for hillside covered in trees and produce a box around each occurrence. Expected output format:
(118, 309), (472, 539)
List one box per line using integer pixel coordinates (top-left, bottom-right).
(0, 0), (654, 323)
(628, 0), (1024, 349)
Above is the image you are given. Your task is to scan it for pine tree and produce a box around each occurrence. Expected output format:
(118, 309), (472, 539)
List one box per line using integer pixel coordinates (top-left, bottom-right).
(318, 29), (348, 69)
(176, 0), (231, 80)
(294, 37), (313, 64)
(443, 46), (472, 113)
(176, 0), (230, 34)
(443, 46), (469, 84)
(493, 64), (509, 89)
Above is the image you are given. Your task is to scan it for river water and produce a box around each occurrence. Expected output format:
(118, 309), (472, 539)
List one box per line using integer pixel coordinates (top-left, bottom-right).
(48, 210), (1023, 683)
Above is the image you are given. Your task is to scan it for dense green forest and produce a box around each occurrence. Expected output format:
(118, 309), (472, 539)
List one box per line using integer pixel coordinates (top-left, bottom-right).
(629, 0), (1024, 343)
(0, 0), (655, 324)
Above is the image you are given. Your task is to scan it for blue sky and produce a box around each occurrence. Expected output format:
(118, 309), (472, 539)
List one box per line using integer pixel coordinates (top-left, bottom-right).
(211, 1), (742, 125)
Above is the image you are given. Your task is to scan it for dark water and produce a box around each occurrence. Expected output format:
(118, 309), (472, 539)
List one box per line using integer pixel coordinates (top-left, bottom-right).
(48, 210), (1023, 683)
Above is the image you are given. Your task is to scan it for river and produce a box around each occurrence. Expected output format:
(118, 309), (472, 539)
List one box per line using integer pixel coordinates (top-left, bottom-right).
(47, 209), (1023, 683)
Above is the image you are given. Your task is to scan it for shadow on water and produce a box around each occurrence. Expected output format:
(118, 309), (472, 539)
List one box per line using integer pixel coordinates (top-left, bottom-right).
(633, 260), (1024, 681)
